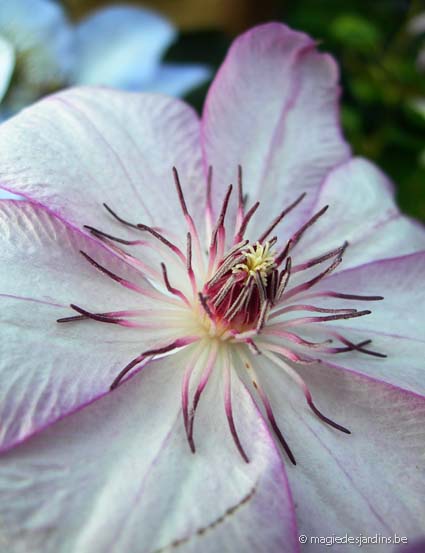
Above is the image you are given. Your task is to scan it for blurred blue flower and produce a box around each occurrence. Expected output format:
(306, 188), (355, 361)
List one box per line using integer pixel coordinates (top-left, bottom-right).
(0, 0), (210, 119)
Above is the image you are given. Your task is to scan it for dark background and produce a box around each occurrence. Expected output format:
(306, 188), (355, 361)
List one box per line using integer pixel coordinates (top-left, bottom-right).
(63, 0), (425, 221)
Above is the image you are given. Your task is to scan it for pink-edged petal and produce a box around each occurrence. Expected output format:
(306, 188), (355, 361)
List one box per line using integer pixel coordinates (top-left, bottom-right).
(298, 157), (425, 268)
(202, 22), (350, 236)
(311, 252), (425, 341)
(299, 325), (425, 397)
(253, 356), (425, 547)
(0, 351), (298, 553)
(0, 87), (204, 240)
(0, 201), (183, 451)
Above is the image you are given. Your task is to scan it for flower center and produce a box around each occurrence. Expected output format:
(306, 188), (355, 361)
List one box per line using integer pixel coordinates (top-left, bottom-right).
(202, 239), (284, 332)
(233, 242), (276, 282)
(58, 165), (386, 466)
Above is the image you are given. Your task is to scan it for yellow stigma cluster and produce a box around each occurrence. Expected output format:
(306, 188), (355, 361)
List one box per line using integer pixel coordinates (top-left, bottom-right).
(232, 241), (276, 285)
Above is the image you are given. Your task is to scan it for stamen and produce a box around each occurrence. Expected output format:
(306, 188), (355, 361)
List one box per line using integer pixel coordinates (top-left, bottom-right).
(225, 278), (253, 322)
(254, 377), (296, 464)
(186, 232), (192, 272)
(173, 167), (204, 271)
(275, 239), (291, 267)
(198, 292), (215, 324)
(208, 185), (233, 274)
(137, 223), (186, 264)
(283, 309), (372, 327)
(111, 337), (198, 390)
(186, 232), (197, 294)
(234, 201), (260, 243)
(263, 349), (351, 434)
(188, 343), (218, 447)
(181, 344), (205, 454)
(292, 242), (348, 273)
(262, 327), (333, 349)
(271, 304), (357, 319)
(57, 308), (179, 324)
(282, 255), (343, 301)
(211, 276), (236, 308)
(305, 390), (351, 434)
(261, 341), (319, 365)
(172, 166), (189, 217)
(103, 202), (141, 230)
(276, 257), (291, 300)
(223, 350), (250, 463)
(221, 240), (249, 265)
(161, 263), (191, 307)
(256, 300), (270, 333)
(240, 350), (296, 464)
(80, 250), (150, 297)
(68, 304), (131, 326)
(330, 333), (387, 358)
(84, 225), (147, 246)
(207, 254), (245, 288)
(254, 271), (266, 305)
(302, 291), (384, 302)
(257, 192), (306, 243)
(288, 205), (329, 251)
(268, 269), (278, 303)
(211, 184), (233, 247)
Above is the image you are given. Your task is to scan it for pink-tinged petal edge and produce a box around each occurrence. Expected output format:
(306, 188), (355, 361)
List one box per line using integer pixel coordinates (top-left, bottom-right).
(0, 200), (183, 453)
(0, 87), (204, 243)
(201, 22), (351, 239)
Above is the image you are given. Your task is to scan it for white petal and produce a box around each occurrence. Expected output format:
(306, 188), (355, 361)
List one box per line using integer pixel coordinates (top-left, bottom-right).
(253, 355), (425, 548)
(297, 158), (425, 269)
(0, 87), (204, 240)
(202, 23), (350, 236)
(312, 252), (425, 341)
(0, 201), (181, 451)
(0, 350), (298, 553)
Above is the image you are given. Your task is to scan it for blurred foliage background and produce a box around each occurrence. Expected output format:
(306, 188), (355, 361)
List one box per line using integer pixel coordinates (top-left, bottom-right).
(63, 0), (425, 221)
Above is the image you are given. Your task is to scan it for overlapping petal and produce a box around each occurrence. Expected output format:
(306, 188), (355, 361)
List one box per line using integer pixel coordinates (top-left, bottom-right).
(202, 23), (350, 235)
(0, 351), (298, 553)
(313, 252), (425, 342)
(253, 357), (425, 550)
(0, 201), (182, 452)
(282, 251), (425, 395)
(0, 87), (204, 241)
(297, 157), (425, 269)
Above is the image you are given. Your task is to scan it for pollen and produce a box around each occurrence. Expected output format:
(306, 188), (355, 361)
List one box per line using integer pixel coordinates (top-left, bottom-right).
(232, 241), (276, 285)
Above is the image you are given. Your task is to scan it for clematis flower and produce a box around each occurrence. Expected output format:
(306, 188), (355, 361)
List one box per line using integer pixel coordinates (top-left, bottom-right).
(0, 22), (425, 553)
(0, 0), (210, 120)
